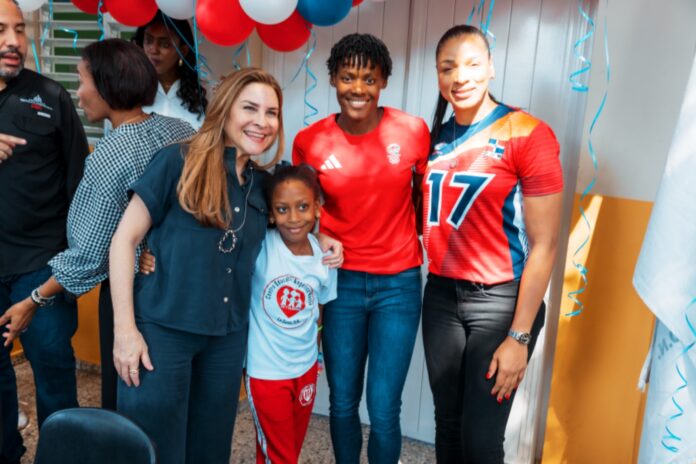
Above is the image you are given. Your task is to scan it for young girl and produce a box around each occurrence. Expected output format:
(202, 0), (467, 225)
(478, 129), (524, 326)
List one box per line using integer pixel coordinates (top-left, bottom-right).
(245, 164), (337, 464)
(422, 25), (563, 463)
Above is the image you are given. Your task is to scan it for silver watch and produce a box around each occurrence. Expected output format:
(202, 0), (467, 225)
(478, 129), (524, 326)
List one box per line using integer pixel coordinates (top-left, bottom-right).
(30, 288), (55, 307)
(508, 329), (531, 345)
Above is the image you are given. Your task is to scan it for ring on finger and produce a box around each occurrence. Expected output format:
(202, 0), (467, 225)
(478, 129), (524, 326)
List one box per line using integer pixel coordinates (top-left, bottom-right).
(129, 368), (139, 374)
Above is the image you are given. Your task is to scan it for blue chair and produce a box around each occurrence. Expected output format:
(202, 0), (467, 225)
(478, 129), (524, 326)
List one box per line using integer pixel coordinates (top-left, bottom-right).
(33, 407), (157, 464)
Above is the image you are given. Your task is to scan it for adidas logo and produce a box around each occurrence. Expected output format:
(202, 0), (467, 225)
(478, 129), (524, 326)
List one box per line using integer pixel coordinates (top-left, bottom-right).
(321, 154), (342, 170)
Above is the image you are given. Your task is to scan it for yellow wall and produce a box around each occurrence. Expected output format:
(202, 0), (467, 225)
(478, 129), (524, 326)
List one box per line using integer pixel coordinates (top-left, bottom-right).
(543, 195), (655, 463)
(10, 286), (101, 364)
(73, 286), (101, 365)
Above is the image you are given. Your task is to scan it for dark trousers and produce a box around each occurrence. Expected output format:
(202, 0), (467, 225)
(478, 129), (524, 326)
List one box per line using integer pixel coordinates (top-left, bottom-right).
(98, 280), (117, 410)
(117, 321), (248, 464)
(0, 266), (78, 464)
(422, 274), (545, 464)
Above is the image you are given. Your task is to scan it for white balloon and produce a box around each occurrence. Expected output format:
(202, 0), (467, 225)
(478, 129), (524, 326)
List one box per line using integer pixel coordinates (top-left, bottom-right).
(239, 0), (298, 25)
(156, 0), (195, 20)
(16, 0), (46, 12)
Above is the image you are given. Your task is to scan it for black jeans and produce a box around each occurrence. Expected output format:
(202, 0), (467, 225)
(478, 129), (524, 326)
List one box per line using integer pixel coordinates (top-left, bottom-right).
(422, 274), (545, 464)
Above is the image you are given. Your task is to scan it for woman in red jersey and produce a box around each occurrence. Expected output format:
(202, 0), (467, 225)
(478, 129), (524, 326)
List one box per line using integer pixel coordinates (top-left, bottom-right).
(293, 33), (430, 464)
(421, 25), (563, 463)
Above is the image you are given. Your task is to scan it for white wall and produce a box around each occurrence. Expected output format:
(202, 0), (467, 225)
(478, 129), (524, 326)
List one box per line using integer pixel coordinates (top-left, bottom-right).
(576, 0), (696, 201)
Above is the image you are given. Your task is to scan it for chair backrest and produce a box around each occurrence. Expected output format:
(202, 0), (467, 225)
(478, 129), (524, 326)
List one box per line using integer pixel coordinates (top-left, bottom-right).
(34, 407), (157, 464)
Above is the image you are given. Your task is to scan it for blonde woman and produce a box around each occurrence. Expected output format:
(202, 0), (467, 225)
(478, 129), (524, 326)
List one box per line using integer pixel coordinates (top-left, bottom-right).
(109, 68), (287, 464)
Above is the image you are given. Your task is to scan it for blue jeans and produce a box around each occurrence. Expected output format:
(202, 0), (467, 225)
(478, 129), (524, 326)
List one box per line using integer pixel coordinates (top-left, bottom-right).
(0, 266), (78, 464)
(117, 321), (247, 464)
(322, 267), (422, 464)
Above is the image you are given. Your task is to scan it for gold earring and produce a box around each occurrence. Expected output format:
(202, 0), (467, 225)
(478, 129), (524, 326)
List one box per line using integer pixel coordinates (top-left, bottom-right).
(178, 58), (183, 67)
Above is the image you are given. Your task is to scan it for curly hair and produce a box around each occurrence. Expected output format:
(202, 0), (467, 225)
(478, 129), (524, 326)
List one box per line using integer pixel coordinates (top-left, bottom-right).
(134, 11), (207, 118)
(326, 33), (392, 79)
(265, 163), (322, 207)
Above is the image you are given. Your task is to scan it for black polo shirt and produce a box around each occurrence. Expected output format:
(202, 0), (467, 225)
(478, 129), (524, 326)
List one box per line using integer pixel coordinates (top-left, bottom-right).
(0, 69), (89, 276)
(131, 144), (269, 335)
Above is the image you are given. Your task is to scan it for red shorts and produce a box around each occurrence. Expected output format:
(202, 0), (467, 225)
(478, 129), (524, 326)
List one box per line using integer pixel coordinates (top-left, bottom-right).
(246, 363), (318, 464)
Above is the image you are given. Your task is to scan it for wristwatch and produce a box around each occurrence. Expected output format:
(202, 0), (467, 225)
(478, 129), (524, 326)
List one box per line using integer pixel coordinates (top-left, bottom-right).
(30, 288), (55, 307)
(508, 329), (531, 345)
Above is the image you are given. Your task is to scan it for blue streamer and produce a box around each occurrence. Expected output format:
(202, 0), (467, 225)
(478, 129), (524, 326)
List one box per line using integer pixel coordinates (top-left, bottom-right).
(231, 41), (248, 71)
(467, 1), (497, 49)
(302, 31), (318, 127)
(97, 0), (105, 41)
(568, 2), (595, 92)
(283, 26), (316, 90)
(191, 12), (206, 105)
(41, 1), (79, 51)
(565, 0), (610, 317)
(31, 40), (41, 74)
(466, 1), (477, 25)
(661, 298), (696, 453)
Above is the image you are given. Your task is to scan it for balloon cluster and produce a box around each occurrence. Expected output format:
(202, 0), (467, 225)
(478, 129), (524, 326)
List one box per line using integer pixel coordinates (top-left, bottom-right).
(18, 0), (377, 52)
(195, 0), (359, 51)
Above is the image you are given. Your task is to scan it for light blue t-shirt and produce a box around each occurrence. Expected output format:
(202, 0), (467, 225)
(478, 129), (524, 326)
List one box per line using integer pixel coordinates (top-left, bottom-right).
(246, 229), (337, 380)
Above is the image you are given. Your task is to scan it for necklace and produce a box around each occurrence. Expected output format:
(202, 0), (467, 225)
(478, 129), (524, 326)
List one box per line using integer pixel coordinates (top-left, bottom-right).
(120, 112), (148, 127)
(218, 168), (254, 253)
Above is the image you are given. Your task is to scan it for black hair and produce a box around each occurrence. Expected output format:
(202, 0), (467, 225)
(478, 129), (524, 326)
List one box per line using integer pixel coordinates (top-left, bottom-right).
(265, 163), (322, 208)
(430, 25), (498, 150)
(134, 10), (208, 118)
(326, 33), (392, 79)
(81, 39), (157, 110)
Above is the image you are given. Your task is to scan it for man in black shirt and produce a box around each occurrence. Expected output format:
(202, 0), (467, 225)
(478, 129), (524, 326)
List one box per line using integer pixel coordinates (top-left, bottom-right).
(0, 1), (87, 462)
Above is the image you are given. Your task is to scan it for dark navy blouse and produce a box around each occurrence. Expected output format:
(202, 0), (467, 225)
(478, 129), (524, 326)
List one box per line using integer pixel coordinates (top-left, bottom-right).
(130, 144), (269, 335)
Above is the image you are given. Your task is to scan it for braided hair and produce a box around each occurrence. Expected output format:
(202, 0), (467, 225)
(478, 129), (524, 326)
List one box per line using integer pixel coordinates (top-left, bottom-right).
(134, 11), (207, 119)
(326, 33), (392, 78)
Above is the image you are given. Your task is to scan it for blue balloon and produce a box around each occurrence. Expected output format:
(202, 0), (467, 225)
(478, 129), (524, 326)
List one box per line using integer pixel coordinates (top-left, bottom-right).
(297, 0), (353, 27)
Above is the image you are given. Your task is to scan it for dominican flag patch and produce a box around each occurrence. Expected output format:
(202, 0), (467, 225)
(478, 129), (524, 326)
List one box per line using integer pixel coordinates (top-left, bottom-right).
(483, 138), (505, 160)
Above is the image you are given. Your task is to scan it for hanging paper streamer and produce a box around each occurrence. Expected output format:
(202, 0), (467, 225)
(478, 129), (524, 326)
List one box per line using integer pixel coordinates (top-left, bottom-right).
(282, 24), (315, 91)
(231, 40), (251, 71)
(466, 0), (496, 49)
(661, 298), (696, 453)
(31, 40), (42, 74)
(97, 0), (105, 41)
(566, 0), (610, 317)
(301, 31), (318, 127)
(41, 0), (79, 50)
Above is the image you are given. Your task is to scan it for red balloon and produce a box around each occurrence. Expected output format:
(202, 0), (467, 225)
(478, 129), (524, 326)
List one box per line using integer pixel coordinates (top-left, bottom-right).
(197, 0), (255, 47)
(71, 0), (107, 14)
(257, 11), (312, 53)
(104, 0), (157, 27)
(352, 0), (364, 5)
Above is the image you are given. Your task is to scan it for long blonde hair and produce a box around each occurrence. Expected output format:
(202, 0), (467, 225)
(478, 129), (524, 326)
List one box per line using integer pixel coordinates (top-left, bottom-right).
(177, 68), (285, 229)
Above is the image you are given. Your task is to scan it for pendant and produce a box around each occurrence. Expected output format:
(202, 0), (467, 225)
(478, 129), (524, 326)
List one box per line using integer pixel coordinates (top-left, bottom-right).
(218, 229), (237, 253)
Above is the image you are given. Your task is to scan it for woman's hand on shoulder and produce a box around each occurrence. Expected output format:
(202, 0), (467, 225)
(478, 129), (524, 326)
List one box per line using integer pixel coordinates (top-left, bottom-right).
(316, 233), (344, 269)
(138, 248), (156, 275)
(113, 326), (154, 387)
(486, 337), (528, 403)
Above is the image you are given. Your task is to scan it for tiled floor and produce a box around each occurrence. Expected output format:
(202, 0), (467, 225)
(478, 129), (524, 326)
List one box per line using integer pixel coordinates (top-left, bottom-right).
(14, 360), (435, 463)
